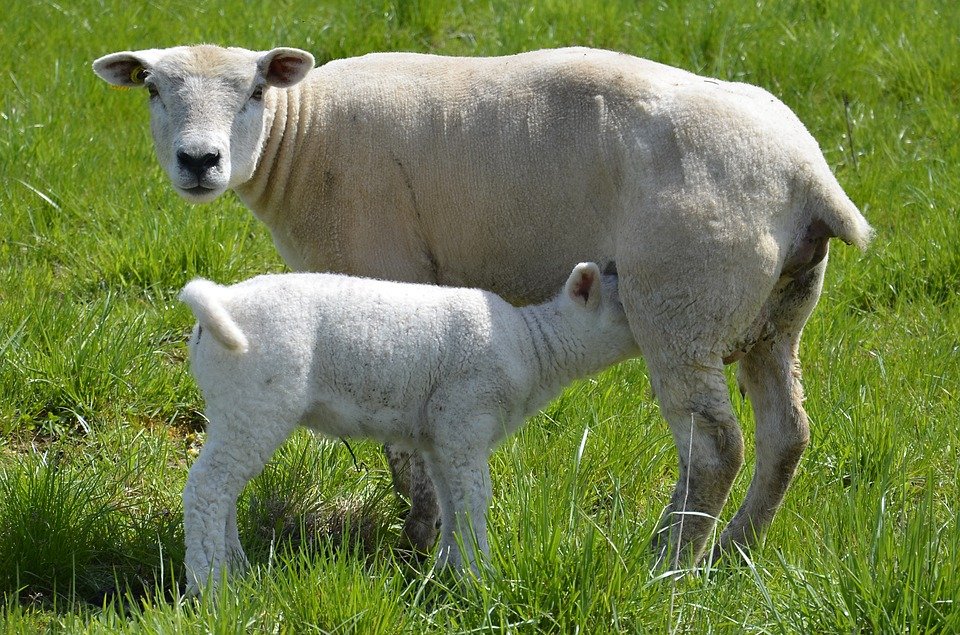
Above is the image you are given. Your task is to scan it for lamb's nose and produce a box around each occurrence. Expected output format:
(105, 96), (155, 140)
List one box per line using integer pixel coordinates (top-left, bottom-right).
(177, 150), (221, 176)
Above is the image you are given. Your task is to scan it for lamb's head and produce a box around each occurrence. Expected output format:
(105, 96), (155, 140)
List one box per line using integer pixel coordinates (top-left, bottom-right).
(93, 45), (314, 203)
(559, 262), (640, 366)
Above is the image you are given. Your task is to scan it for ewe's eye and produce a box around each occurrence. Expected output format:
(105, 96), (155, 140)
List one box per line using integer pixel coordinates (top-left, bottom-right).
(249, 85), (264, 102)
(130, 65), (148, 84)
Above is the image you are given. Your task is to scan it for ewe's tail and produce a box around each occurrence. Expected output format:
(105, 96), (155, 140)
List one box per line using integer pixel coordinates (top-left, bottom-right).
(805, 170), (874, 251)
(179, 279), (249, 353)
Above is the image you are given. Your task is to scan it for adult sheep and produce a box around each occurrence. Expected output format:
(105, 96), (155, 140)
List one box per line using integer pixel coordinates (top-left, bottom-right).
(93, 45), (871, 568)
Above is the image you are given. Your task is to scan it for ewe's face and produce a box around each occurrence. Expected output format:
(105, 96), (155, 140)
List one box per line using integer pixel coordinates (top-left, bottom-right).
(142, 48), (263, 202)
(93, 46), (314, 204)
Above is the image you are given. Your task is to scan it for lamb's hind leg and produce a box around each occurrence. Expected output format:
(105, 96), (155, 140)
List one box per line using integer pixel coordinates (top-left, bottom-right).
(183, 410), (289, 595)
(714, 259), (827, 558)
(183, 440), (252, 595)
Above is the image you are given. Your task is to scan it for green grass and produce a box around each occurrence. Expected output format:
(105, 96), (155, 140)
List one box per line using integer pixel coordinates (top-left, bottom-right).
(2, 0), (958, 631)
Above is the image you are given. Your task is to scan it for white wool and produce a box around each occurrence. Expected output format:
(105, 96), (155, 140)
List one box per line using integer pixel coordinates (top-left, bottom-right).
(179, 263), (638, 594)
(179, 279), (249, 353)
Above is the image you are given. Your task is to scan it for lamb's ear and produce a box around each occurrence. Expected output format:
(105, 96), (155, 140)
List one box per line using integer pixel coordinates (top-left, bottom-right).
(564, 262), (602, 309)
(259, 48), (315, 88)
(93, 51), (159, 87)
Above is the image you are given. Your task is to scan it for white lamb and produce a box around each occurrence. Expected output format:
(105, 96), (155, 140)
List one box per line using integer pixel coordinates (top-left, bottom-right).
(179, 262), (638, 594)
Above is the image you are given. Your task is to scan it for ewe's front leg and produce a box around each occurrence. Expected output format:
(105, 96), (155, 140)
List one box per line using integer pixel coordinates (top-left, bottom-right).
(386, 444), (441, 553)
(648, 364), (745, 570)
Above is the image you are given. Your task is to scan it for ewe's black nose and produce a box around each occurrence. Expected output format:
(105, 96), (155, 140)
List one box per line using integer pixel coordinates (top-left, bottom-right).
(177, 150), (221, 175)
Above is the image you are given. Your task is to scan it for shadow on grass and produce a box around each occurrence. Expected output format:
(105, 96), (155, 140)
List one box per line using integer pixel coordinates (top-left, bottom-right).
(0, 441), (415, 614)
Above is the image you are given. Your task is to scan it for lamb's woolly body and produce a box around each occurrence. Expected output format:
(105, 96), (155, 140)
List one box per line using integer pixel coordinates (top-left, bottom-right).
(180, 265), (637, 593)
(95, 45), (872, 571)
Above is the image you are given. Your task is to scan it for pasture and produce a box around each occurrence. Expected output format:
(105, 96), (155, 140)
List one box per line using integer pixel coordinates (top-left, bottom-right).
(1, 0), (958, 631)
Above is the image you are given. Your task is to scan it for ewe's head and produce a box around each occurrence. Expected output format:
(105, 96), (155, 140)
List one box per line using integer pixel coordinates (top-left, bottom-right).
(93, 45), (314, 203)
(560, 262), (639, 363)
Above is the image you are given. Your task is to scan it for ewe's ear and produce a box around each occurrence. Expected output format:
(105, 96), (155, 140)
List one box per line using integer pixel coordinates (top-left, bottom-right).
(259, 48), (315, 88)
(564, 262), (602, 309)
(92, 51), (159, 87)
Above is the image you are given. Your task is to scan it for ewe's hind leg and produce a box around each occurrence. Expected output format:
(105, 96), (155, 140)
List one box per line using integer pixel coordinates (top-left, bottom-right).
(715, 261), (826, 558)
(386, 444), (441, 553)
(616, 260), (747, 567)
(647, 362), (745, 569)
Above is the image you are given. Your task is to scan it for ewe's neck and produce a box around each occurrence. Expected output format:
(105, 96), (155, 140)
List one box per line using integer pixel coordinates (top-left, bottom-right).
(234, 85), (301, 223)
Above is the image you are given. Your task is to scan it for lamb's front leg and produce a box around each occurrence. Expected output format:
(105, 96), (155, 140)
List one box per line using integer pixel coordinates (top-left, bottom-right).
(386, 444), (441, 553)
(423, 448), (492, 574)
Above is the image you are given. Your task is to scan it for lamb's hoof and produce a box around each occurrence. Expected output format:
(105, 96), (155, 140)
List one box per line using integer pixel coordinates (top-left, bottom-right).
(183, 581), (202, 599)
(400, 516), (439, 555)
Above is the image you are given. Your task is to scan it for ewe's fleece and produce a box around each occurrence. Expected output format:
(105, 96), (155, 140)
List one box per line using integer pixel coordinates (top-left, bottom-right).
(179, 263), (638, 594)
(95, 46), (871, 569)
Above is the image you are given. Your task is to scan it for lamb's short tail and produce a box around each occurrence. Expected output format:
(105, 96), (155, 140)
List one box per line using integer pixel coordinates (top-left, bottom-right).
(806, 170), (874, 251)
(179, 279), (249, 353)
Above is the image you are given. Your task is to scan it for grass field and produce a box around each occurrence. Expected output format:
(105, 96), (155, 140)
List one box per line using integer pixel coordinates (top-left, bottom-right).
(1, 0), (958, 631)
